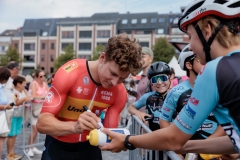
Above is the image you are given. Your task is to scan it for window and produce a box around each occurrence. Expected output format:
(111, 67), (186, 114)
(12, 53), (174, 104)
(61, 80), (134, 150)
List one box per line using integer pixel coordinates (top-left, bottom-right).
(122, 19), (128, 24)
(14, 43), (18, 49)
(24, 43), (35, 51)
(139, 42), (149, 47)
(51, 43), (55, 50)
(157, 29), (164, 34)
(159, 18), (165, 23)
(79, 31), (92, 38)
(141, 19), (147, 23)
(173, 17), (179, 24)
(42, 43), (45, 50)
(24, 55), (35, 62)
(97, 43), (107, 47)
(61, 43), (73, 50)
(41, 55), (45, 62)
(42, 32), (48, 36)
(169, 18), (173, 23)
(41, 67), (45, 71)
(23, 32), (36, 37)
(78, 55), (91, 59)
(136, 31), (144, 35)
(62, 31), (74, 39)
(79, 43), (91, 51)
(50, 67), (54, 73)
(131, 19), (137, 24)
(2, 46), (5, 51)
(97, 30), (110, 38)
(50, 55), (54, 62)
(151, 18), (157, 23)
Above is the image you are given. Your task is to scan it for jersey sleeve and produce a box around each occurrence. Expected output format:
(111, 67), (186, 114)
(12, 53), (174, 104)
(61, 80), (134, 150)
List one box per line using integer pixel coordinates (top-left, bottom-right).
(160, 86), (182, 122)
(133, 92), (152, 110)
(103, 84), (127, 128)
(41, 60), (79, 116)
(174, 61), (220, 134)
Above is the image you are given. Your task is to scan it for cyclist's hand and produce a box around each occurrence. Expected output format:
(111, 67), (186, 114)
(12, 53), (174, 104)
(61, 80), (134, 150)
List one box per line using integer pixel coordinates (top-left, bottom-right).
(99, 128), (127, 153)
(75, 111), (100, 133)
(135, 111), (151, 122)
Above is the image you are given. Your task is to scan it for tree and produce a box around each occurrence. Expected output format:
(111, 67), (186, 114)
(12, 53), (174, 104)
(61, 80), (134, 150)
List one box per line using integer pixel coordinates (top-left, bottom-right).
(88, 44), (105, 61)
(0, 45), (22, 66)
(152, 38), (176, 63)
(54, 44), (76, 71)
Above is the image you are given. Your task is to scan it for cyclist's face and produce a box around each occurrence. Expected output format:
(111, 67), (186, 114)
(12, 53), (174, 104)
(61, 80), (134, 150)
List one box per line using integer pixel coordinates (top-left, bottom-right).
(141, 54), (153, 69)
(151, 75), (170, 94)
(98, 56), (130, 89)
(187, 25), (206, 65)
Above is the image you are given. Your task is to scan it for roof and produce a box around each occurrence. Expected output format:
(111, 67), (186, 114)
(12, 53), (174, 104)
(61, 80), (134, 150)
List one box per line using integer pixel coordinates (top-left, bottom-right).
(0, 30), (19, 36)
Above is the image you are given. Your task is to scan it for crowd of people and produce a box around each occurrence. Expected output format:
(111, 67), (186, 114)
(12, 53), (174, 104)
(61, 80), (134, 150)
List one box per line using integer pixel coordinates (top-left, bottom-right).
(0, 1), (240, 160)
(0, 63), (54, 160)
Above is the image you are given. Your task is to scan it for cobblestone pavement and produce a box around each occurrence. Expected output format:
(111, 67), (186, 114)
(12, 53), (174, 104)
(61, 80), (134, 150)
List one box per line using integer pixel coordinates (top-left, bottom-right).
(2, 125), (129, 160)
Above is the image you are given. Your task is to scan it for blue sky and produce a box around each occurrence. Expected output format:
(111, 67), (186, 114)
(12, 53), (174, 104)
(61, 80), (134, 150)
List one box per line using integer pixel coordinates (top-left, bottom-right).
(0, 0), (193, 33)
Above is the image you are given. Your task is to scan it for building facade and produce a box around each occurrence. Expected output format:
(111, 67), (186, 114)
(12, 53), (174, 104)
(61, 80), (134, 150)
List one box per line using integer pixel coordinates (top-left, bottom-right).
(12, 12), (189, 75)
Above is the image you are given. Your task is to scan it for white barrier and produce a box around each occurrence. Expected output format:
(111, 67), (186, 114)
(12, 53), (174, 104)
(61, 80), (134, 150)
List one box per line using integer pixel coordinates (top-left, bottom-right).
(129, 115), (182, 160)
(21, 98), (45, 160)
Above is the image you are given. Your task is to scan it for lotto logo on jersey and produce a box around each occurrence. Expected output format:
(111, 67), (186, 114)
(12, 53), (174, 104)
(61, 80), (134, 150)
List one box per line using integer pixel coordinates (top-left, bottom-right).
(189, 97), (199, 106)
(63, 61), (78, 73)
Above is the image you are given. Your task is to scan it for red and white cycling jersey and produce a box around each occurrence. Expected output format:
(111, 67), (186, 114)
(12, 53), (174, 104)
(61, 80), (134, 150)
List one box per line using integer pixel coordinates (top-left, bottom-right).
(41, 59), (127, 143)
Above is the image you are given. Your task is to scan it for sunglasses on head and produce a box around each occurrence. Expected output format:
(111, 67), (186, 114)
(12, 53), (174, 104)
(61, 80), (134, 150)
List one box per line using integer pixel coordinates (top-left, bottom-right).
(150, 74), (169, 84)
(39, 75), (46, 78)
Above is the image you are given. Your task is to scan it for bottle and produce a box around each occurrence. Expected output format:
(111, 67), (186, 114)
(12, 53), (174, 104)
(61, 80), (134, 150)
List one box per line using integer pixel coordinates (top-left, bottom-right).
(87, 128), (130, 146)
(200, 154), (222, 160)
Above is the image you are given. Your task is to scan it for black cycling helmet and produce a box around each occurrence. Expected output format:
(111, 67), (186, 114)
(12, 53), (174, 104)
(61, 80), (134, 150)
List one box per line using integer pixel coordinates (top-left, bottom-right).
(147, 61), (171, 80)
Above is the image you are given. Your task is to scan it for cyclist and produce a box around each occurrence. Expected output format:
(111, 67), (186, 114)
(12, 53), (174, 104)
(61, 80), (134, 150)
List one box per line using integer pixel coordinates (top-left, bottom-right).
(99, 0), (240, 155)
(128, 61), (172, 160)
(160, 44), (219, 159)
(36, 33), (142, 160)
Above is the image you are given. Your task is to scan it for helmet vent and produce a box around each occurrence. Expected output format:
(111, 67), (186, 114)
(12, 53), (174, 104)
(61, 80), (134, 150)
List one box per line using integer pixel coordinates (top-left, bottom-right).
(213, 0), (228, 5)
(184, 1), (205, 15)
(228, 1), (240, 8)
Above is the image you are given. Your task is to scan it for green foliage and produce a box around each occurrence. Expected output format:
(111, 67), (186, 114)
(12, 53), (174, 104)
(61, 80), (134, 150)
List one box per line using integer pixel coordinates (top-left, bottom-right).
(152, 38), (176, 63)
(54, 44), (76, 71)
(0, 45), (22, 66)
(88, 44), (105, 61)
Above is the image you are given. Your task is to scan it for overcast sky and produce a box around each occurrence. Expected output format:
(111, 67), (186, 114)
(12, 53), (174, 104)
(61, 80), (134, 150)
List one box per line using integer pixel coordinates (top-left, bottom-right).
(0, 0), (193, 33)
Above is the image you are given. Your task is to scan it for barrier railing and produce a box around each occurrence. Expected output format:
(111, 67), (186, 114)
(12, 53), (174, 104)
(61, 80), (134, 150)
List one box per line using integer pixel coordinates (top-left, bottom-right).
(129, 115), (182, 160)
(21, 98), (45, 160)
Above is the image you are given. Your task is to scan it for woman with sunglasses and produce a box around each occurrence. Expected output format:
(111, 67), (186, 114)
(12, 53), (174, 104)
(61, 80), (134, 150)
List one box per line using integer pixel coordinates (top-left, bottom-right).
(27, 69), (49, 157)
(128, 61), (172, 160)
(160, 44), (220, 159)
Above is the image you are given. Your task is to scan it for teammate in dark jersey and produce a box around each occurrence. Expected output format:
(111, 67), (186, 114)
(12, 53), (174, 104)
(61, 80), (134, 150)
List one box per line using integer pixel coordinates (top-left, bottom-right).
(99, 0), (240, 156)
(128, 61), (172, 160)
(36, 33), (142, 160)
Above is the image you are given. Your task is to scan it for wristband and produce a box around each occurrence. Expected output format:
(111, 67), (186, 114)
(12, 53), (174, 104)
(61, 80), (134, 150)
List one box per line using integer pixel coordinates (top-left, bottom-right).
(124, 135), (136, 150)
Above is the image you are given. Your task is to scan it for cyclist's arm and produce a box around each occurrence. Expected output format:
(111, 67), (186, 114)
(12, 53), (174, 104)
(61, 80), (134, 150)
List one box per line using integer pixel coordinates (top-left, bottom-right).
(207, 125), (226, 138)
(178, 136), (237, 154)
(104, 85), (127, 128)
(159, 120), (171, 128)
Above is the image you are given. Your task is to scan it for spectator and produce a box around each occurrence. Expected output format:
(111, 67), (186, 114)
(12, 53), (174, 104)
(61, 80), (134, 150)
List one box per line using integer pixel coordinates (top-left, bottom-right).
(27, 70), (49, 157)
(47, 73), (55, 88)
(0, 67), (12, 160)
(6, 76), (32, 160)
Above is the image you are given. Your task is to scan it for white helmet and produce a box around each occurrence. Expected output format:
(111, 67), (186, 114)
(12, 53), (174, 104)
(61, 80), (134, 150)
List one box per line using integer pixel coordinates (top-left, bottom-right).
(178, 44), (195, 70)
(178, 0), (240, 33)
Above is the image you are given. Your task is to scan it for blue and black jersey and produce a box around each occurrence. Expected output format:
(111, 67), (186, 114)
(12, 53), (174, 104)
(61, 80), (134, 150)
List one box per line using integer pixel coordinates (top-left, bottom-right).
(174, 51), (240, 154)
(160, 80), (218, 138)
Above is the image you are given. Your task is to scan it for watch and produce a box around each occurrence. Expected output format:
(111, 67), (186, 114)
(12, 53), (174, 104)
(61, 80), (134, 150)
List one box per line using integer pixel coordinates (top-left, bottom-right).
(124, 135), (136, 150)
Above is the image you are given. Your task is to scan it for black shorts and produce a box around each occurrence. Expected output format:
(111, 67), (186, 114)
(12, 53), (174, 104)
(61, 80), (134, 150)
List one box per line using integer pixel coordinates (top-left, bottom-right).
(41, 135), (102, 160)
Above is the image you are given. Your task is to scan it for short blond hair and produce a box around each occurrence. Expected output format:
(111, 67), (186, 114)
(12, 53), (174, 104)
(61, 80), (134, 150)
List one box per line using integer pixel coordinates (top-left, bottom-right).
(197, 16), (240, 48)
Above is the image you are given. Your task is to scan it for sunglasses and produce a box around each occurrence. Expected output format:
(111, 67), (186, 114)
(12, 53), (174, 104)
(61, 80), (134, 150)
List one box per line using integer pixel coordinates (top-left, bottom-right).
(150, 74), (169, 84)
(39, 75), (46, 78)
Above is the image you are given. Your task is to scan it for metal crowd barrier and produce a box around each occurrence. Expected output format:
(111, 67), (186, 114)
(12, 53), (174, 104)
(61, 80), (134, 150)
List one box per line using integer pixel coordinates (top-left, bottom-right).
(21, 98), (45, 160)
(129, 115), (182, 160)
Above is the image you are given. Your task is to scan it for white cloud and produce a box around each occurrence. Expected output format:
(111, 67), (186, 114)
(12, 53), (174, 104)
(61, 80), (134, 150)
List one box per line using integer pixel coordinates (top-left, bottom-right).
(0, 0), (193, 33)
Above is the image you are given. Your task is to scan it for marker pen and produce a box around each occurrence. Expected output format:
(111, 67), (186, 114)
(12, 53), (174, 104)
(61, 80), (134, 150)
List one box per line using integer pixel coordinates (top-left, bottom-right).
(83, 105), (104, 129)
